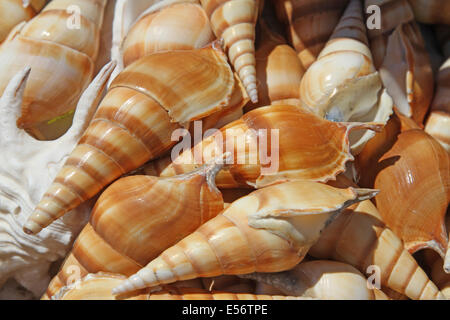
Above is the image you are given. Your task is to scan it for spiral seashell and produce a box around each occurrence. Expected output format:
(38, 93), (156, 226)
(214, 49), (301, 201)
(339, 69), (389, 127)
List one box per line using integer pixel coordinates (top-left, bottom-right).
(360, 129), (449, 258)
(299, 0), (393, 155)
(0, 0), (107, 139)
(0, 0), (46, 43)
(111, 181), (377, 294)
(121, 2), (215, 67)
(408, 0), (450, 25)
(43, 161), (225, 299)
(49, 272), (304, 300)
(309, 176), (446, 300)
(158, 104), (383, 189)
(24, 45), (246, 235)
(241, 260), (376, 300)
(200, 0), (259, 103)
(274, 0), (349, 70)
(423, 249), (450, 298)
(0, 60), (116, 296)
(425, 56), (450, 152)
(245, 20), (304, 111)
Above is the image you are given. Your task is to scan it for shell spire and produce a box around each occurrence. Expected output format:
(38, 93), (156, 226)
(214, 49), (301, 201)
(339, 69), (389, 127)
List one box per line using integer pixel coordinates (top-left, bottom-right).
(111, 181), (377, 294)
(310, 177), (446, 300)
(24, 46), (240, 235)
(299, 0), (393, 155)
(201, 0), (259, 103)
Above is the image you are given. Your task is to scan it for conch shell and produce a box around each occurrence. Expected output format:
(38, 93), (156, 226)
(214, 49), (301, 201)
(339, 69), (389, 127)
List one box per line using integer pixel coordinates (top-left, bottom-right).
(158, 104), (383, 188)
(246, 20), (304, 111)
(49, 272), (304, 300)
(310, 176), (446, 300)
(358, 129), (449, 258)
(299, 0), (393, 154)
(0, 61), (116, 297)
(408, 0), (450, 25)
(25, 45), (246, 235)
(241, 260), (376, 300)
(43, 161), (225, 299)
(0, 0), (107, 139)
(274, 0), (349, 70)
(425, 56), (450, 152)
(0, 0), (46, 43)
(200, 0), (260, 103)
(111, 181), (377, 294)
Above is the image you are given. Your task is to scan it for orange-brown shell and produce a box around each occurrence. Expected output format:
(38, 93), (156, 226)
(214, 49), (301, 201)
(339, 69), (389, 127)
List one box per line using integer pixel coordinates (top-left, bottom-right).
(358, 129), (449, 257)
(43, 163), (225, 299)
(160, 104), (382, 188)
(25, 45), (239, 235)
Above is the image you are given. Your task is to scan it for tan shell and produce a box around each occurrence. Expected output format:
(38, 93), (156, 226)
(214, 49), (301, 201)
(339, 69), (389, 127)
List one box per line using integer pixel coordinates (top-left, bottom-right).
(122, 2), (215, 67)
(111, 181), (377, 294)
(24, 45), (242, 235)
(274, 0), (349, 70)
(423, 249), (450, 298)
(43, 162), (225, 299)
(0, 0), (107, 139)
(359, 129), (449, 257)
(309, 176), (445, 300)
(299, 0), (393, 154)
(201, 0), (259, 103)
(0, 0), (41, 43)
(246, 20), (304, 111)
(159, 104), (382, 188)
(242, 260), (376, 300)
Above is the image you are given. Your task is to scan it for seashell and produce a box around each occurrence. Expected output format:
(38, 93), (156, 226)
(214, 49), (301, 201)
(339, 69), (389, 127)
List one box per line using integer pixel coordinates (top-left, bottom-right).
(158, 104), (383, 189)
(43, 161), (225, 299)
(49, 272), (304, 300)
(200, 0), (260, 103)
(241, 260), (376, 300)
(360, 129), (449, 257)
(121, 2), (215, 67)
(24, 45), (246, 235)
(299, 0), (393, 155)
(364, 0), (415, 69)
(0, 61), (116, 297)
(274, 0), (349, 70)
(0, 0), (45, 44)
(245, 20), (304, 111)
(111, 181), (377, 294)
(365, 0), (434, 124)
(425, 57), (450, 152)
(309, 176), (446, 300)
(379, 22), (434, 125)
(408, 0), (450, 25)
(0, 0), (107, 140)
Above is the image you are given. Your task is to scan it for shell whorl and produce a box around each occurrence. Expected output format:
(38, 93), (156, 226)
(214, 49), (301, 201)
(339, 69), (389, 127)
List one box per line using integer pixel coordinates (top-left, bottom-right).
(111, 181), (377, 294)
(25, 46), (235, 235)
(0, 0), (39, 43)
(309, 200), (445, 300)
(201, 0), (259, 103)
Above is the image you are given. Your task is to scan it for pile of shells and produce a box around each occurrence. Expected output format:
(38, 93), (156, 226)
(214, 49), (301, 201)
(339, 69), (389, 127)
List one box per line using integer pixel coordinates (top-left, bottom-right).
(0, 0), (448, 300)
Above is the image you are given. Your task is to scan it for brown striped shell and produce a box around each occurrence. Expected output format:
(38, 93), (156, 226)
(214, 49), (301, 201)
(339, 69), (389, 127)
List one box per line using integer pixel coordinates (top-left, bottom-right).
(274, 0), (349, 70)
(158, 104), (383, 189)
(408, 0), (450, 25)
(111, 181), (377, 294)
(0, 0), (107, 139)
(122, 2), (215, 67)
(309, 176), (445, 300)
(43, 162), (225, 299)
(24, 45), (241, 235)
(201, 0), (260, 103)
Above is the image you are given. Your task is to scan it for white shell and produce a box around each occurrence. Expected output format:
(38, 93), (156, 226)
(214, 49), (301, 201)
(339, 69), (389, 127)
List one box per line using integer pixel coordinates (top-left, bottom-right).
(0, 61), (115, 297)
